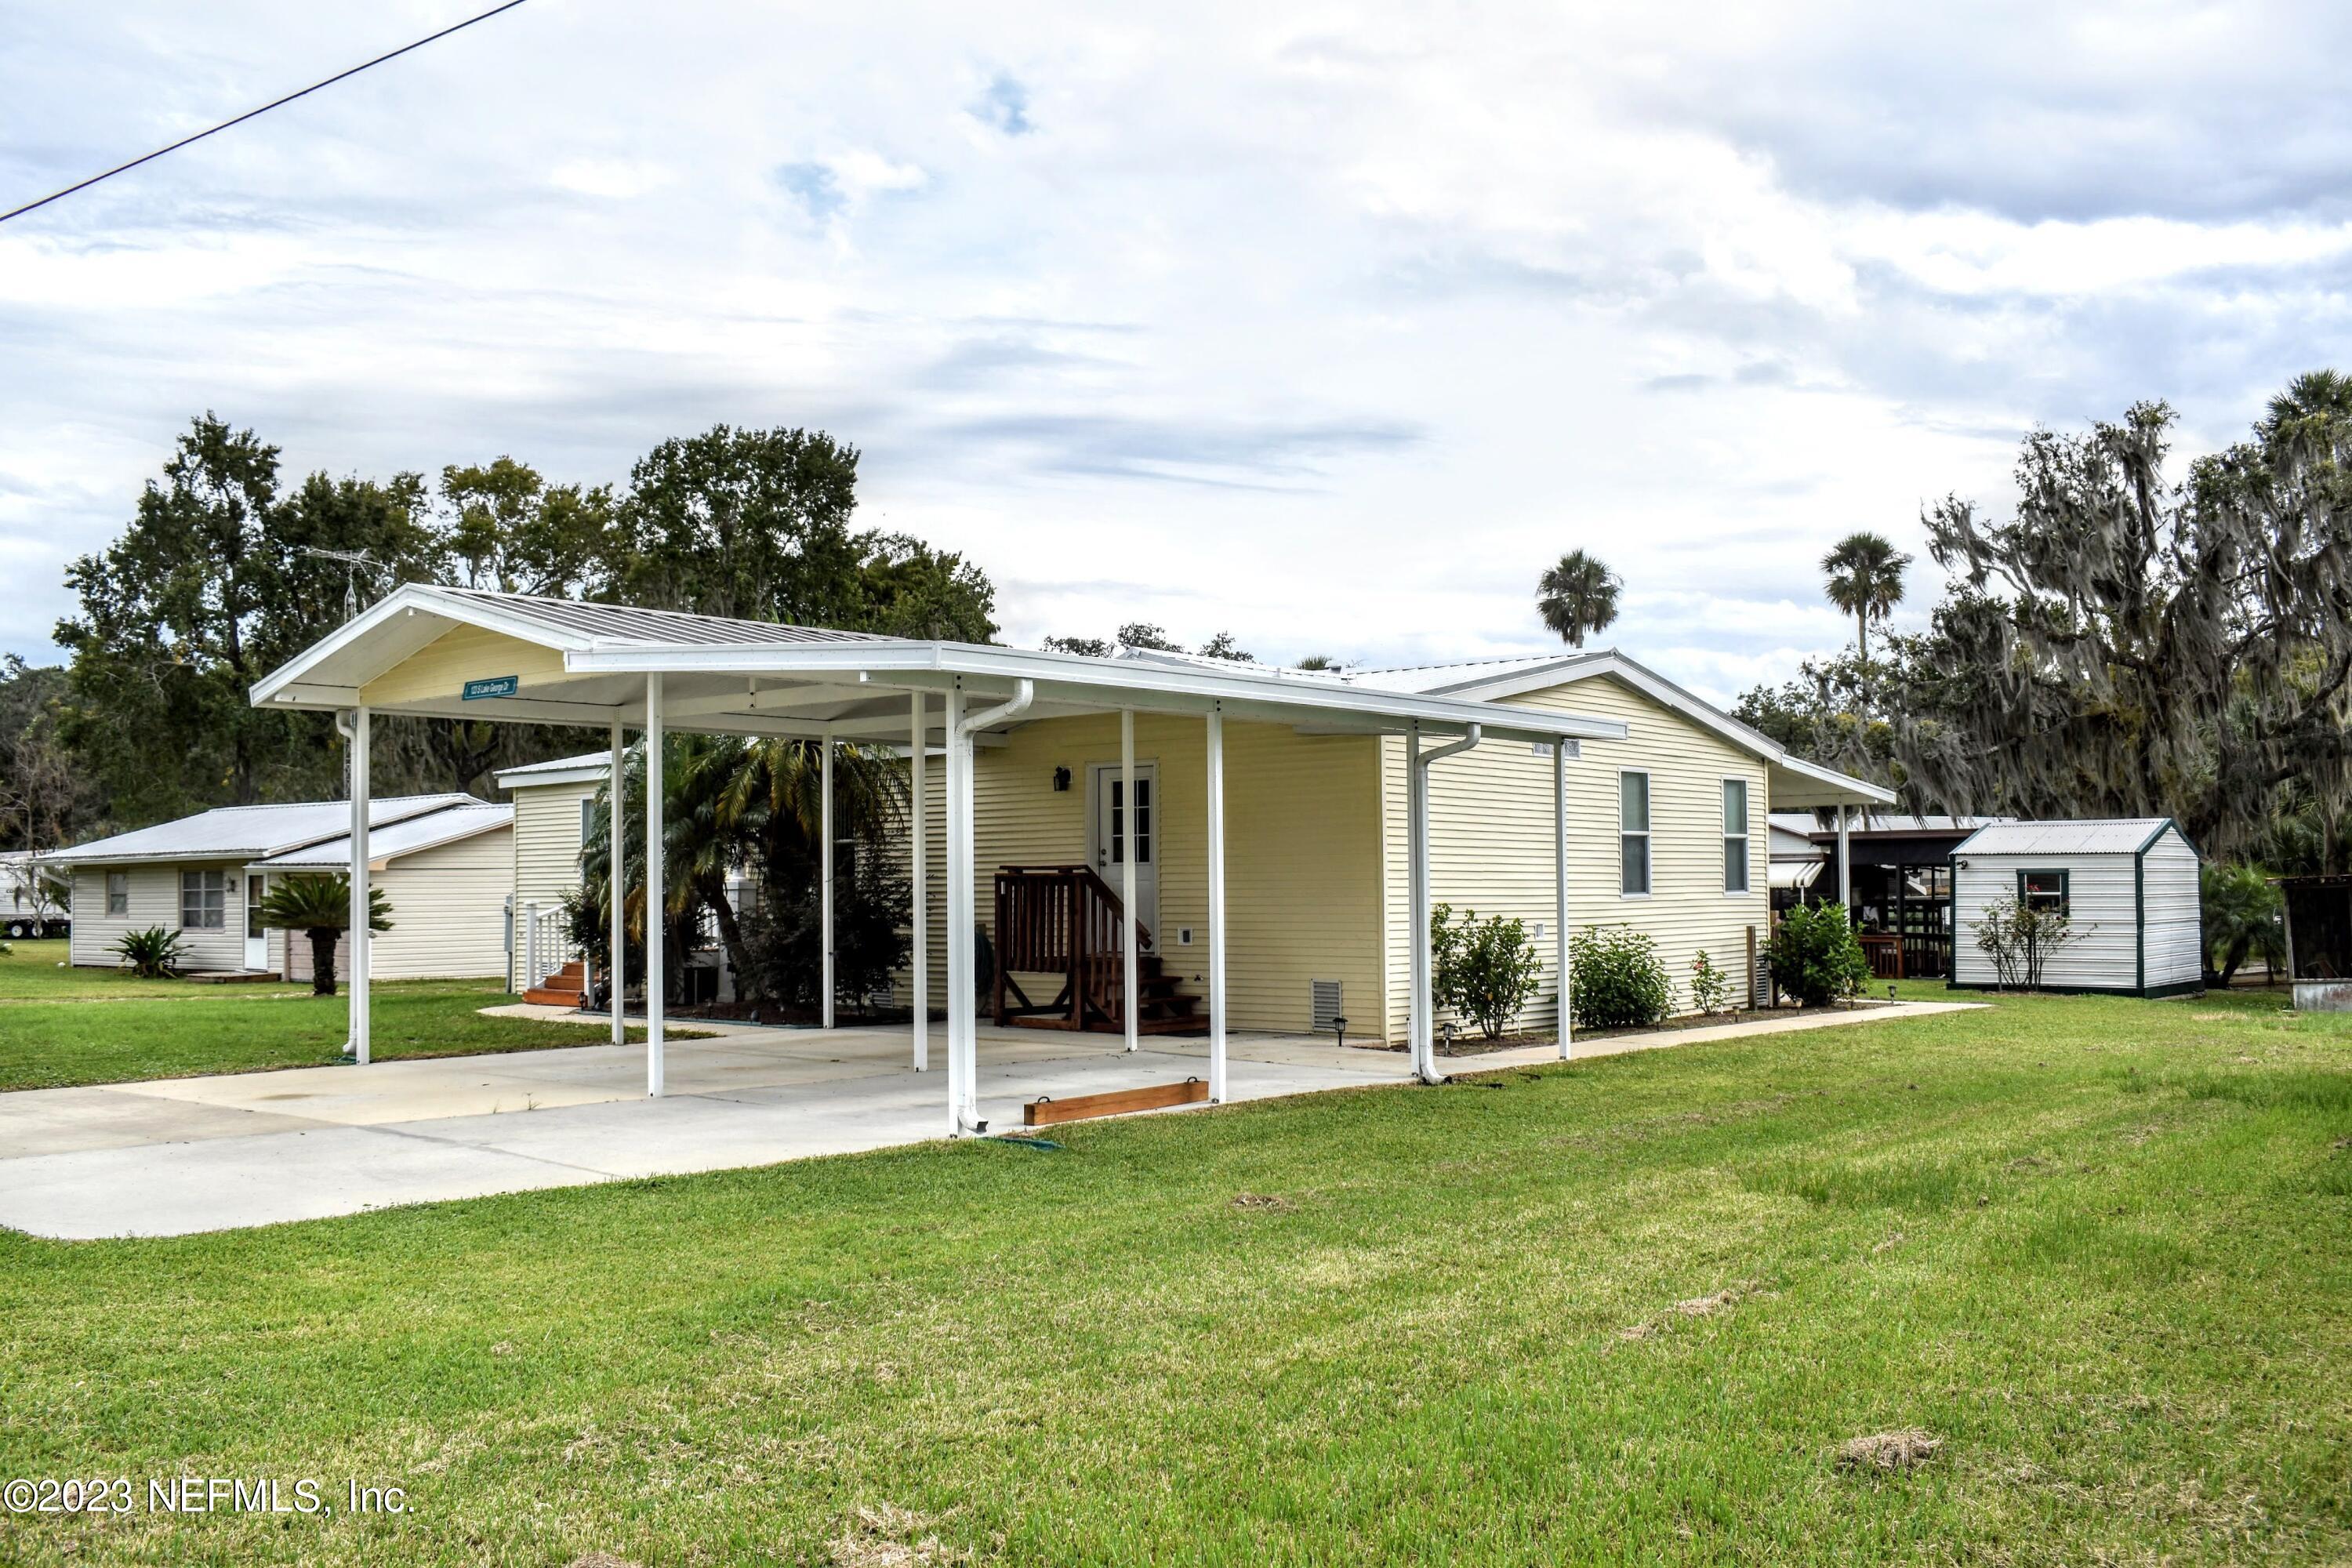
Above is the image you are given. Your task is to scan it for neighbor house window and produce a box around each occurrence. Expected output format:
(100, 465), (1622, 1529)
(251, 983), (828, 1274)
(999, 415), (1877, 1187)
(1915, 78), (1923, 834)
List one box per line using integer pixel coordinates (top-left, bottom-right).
(105, 872), (129, 915)
(1722, 779), (1749, 894)
(580, 797), (596, 849)
(1619, 771), (1651, 895)
(180, 869), (226, 930)
(2019, 869), (2069, 916)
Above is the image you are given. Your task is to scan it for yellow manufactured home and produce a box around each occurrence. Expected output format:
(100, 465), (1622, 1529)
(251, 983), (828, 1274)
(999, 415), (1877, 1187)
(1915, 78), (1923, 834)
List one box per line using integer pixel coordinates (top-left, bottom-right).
(257, 585), (1887, 1124)
(912, 650), (1865, 1044)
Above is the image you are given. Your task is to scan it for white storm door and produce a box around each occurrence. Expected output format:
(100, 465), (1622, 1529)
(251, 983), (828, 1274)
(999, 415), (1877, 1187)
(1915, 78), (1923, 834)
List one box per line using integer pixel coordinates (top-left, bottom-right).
(244, 875), (269, 970)
(1089, 763), (1160, 953)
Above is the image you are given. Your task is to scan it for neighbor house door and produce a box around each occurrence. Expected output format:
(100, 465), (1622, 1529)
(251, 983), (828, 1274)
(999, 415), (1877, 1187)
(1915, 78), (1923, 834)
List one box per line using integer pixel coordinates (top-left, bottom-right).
(1088, 762), (1159, 952)
(244, 875), (269, 971)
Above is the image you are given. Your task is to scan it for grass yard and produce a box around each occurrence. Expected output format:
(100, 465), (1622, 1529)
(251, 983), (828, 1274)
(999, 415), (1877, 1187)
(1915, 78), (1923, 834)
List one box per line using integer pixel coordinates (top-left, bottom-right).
(0, 939), (659, 1091)
(2, 986), (2349, 1566)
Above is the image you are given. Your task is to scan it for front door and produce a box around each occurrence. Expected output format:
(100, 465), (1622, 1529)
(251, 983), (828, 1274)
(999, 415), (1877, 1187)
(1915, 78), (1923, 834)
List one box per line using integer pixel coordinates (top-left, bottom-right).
(1089, 763), (1160, 953)
(244, 874), (269, 971)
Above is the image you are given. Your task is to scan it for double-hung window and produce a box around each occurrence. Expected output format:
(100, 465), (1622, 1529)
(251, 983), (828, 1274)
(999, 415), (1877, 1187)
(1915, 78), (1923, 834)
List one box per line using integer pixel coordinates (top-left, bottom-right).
(105, 871), (129, 915)
(1619, 771), (1651, 896)
(180, 869), (226, 930)
(1722, 779), (1750, 893)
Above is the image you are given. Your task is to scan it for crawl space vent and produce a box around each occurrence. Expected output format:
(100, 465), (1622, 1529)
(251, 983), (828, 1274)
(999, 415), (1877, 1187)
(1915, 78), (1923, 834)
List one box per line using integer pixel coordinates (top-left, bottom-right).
(1310, 978), (1345, 1031)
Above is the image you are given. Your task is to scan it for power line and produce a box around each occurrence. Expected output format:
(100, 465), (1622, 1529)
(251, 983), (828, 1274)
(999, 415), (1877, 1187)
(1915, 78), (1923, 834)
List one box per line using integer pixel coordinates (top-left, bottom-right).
(0, 0), (531, 227)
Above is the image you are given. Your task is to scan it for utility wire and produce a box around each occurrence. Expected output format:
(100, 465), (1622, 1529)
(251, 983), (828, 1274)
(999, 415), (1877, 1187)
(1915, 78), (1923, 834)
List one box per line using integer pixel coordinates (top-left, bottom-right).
(0, 0), (530, 227)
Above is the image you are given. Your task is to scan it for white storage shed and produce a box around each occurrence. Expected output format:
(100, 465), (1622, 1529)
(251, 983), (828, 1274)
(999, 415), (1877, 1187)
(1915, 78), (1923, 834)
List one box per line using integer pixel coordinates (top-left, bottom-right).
(1948, 818), (2203, 997)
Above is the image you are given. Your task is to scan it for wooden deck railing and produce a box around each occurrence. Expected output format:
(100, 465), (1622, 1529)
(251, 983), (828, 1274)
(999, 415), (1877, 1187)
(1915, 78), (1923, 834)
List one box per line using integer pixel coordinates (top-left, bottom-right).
(992, 864), (1153, 1029)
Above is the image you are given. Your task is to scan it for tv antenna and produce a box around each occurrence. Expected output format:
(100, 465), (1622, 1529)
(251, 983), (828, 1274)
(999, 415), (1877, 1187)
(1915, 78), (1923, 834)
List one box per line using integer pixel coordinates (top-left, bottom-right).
(298, 547), (389, 621)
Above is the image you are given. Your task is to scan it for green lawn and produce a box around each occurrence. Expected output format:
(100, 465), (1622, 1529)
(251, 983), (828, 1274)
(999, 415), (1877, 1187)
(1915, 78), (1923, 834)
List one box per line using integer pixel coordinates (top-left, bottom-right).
(0, 985), (2346, 1565)
(0, 939), (657, 1091)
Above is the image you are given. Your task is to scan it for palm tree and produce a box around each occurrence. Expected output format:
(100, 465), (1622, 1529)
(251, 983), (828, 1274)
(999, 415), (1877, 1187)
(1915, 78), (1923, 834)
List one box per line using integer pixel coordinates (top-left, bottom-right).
(1820, 531), (1912, 671)
(256, 874), (393, 996)
(1536, 550), (1621, 648)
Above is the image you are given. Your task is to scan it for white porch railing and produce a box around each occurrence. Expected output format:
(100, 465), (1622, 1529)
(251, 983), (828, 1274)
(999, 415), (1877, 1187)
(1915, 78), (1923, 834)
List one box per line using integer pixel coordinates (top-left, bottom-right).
(517, 902), (580, 995)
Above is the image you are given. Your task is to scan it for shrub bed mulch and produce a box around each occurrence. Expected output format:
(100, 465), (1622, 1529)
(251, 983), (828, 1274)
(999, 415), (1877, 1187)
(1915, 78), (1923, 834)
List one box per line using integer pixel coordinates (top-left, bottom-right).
(1357, 999), (1904, 1057)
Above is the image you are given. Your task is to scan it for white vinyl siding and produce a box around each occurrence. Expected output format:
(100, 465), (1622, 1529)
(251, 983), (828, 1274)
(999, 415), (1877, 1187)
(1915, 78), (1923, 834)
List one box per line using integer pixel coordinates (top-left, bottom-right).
(1379, 674), (1773, 1041)
(275, 828), (513, 982)
(68, 862), (248, 971)
(510, 776), (602, 981)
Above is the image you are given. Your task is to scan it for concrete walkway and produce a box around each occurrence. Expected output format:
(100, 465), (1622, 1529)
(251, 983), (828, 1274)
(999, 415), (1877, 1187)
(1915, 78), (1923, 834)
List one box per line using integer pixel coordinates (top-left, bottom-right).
(0, 1000), (1978, 1240)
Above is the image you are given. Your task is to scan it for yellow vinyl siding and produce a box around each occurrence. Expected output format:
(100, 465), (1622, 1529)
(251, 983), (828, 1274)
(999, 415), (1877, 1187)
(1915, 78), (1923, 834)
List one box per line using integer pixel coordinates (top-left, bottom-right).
(906, 714), (1385, 1034)
(1378, 675), (1770, 1041)
(273, 828), (513, 982)
(358, 625), (568, 708)
(512, 778), (598, 918)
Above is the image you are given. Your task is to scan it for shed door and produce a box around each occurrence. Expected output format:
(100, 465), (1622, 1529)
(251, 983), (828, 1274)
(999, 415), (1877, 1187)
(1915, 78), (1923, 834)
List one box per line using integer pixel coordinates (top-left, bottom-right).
(1088, 764), (1159, 953)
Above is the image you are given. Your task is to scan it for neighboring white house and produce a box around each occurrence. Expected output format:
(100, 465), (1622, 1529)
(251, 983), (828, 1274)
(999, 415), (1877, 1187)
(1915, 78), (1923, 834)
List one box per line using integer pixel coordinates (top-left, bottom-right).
(1949, 818), (2203, 997)
(248, 801), (514, 982)
(44, 795), (507, 978)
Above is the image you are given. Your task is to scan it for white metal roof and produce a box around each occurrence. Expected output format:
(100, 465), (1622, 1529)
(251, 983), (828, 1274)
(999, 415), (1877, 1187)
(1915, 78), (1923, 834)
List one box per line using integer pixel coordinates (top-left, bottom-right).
(250, 802), (514, 869)
(1358, 648), (1893, 809)
(253, 584), (1630, 749)
(45, 795), (477, 866)
(1349, 652), (1601, 695)
(492, 751), (612, 790)
(1950, 819), (2176, 857)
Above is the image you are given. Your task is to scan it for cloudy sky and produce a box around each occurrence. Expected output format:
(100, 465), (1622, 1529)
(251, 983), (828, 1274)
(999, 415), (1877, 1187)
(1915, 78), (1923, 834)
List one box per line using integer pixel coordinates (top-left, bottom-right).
(4, 1), (2348, 701)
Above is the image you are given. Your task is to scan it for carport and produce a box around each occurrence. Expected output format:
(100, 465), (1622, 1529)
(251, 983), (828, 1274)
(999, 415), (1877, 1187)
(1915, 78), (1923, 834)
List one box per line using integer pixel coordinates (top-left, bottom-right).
(253, 586), (1625, 1133)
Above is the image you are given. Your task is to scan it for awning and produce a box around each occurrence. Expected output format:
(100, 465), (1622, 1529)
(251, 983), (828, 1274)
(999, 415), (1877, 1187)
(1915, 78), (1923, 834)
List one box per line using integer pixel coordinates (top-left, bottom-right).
(1769, 857), (1825, 891)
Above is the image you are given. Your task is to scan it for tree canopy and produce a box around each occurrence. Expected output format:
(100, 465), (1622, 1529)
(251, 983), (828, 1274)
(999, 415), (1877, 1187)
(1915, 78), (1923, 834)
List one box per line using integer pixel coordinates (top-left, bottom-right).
(38, 414), (1001, 836)
(1536, 550), (1621, 648)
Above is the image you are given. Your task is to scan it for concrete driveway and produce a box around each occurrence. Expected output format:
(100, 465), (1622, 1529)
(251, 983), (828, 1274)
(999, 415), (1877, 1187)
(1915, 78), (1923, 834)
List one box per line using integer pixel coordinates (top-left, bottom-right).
(0, 1000), (1978, 1240)
(0, 1022), (1409, 1239)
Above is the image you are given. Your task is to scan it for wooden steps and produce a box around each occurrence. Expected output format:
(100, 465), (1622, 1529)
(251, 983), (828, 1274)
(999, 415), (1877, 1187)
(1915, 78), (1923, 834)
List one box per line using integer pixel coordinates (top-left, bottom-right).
(993, 864), (1206, 1036)
(523, 960), (586, 1007)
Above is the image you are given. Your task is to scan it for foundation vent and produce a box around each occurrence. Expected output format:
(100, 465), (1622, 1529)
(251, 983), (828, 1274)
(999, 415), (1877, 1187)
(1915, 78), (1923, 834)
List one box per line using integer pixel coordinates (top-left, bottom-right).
(1310, 978), (1345, 1032)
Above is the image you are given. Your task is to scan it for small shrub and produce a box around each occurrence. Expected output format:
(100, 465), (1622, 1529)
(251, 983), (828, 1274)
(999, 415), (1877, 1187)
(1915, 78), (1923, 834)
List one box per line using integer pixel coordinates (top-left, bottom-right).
(1970, 895), (2083, 990)
(1768, 902), (1869, 1006)
(111, 925), (186, 978)
(1431, 903), (1545, 1040)
(1689, 949), (1731, 1014)
(1569, 924), (1673, 1029)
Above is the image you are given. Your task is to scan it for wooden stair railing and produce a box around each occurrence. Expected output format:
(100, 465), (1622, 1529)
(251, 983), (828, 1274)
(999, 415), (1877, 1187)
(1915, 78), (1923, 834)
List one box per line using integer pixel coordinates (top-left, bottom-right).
(992, 864), (1196, 1033)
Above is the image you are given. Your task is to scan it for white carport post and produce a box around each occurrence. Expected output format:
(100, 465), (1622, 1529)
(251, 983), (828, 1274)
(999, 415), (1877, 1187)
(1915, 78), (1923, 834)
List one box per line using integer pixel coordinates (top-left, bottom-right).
(645, 673), (665, 1098)
(821, 724), (836, 1031)
(1205, 706), (1226, 1102)
(942, 684), (970, 1132)
(1122, 708), (1139, 1054)
(347, 705), (371, 1065)
(1555, 739), (1571, 1061)
(909, 691), (927, 1073)
(1406, 720), (1482, 1084)
(944, 679), (1033, 1134)
(1836, 804), (1852, 909)
(609, 717), (626, 1047)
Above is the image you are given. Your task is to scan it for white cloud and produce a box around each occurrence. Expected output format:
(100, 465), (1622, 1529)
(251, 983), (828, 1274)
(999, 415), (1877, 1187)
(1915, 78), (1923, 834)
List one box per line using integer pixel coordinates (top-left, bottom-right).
(0, 0), (2340, 702)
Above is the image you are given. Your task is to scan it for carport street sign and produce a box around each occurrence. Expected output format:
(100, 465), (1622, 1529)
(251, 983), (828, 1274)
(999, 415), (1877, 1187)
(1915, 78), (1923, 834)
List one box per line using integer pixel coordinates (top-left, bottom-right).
(463, 675), (519, 701)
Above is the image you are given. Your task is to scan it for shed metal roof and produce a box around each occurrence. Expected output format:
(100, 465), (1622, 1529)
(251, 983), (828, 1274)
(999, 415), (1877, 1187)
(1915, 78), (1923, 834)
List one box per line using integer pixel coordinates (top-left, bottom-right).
(45, 796), (476, 866)
(1951, 819), (2175, 856)
(251, 802), (514, 869)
